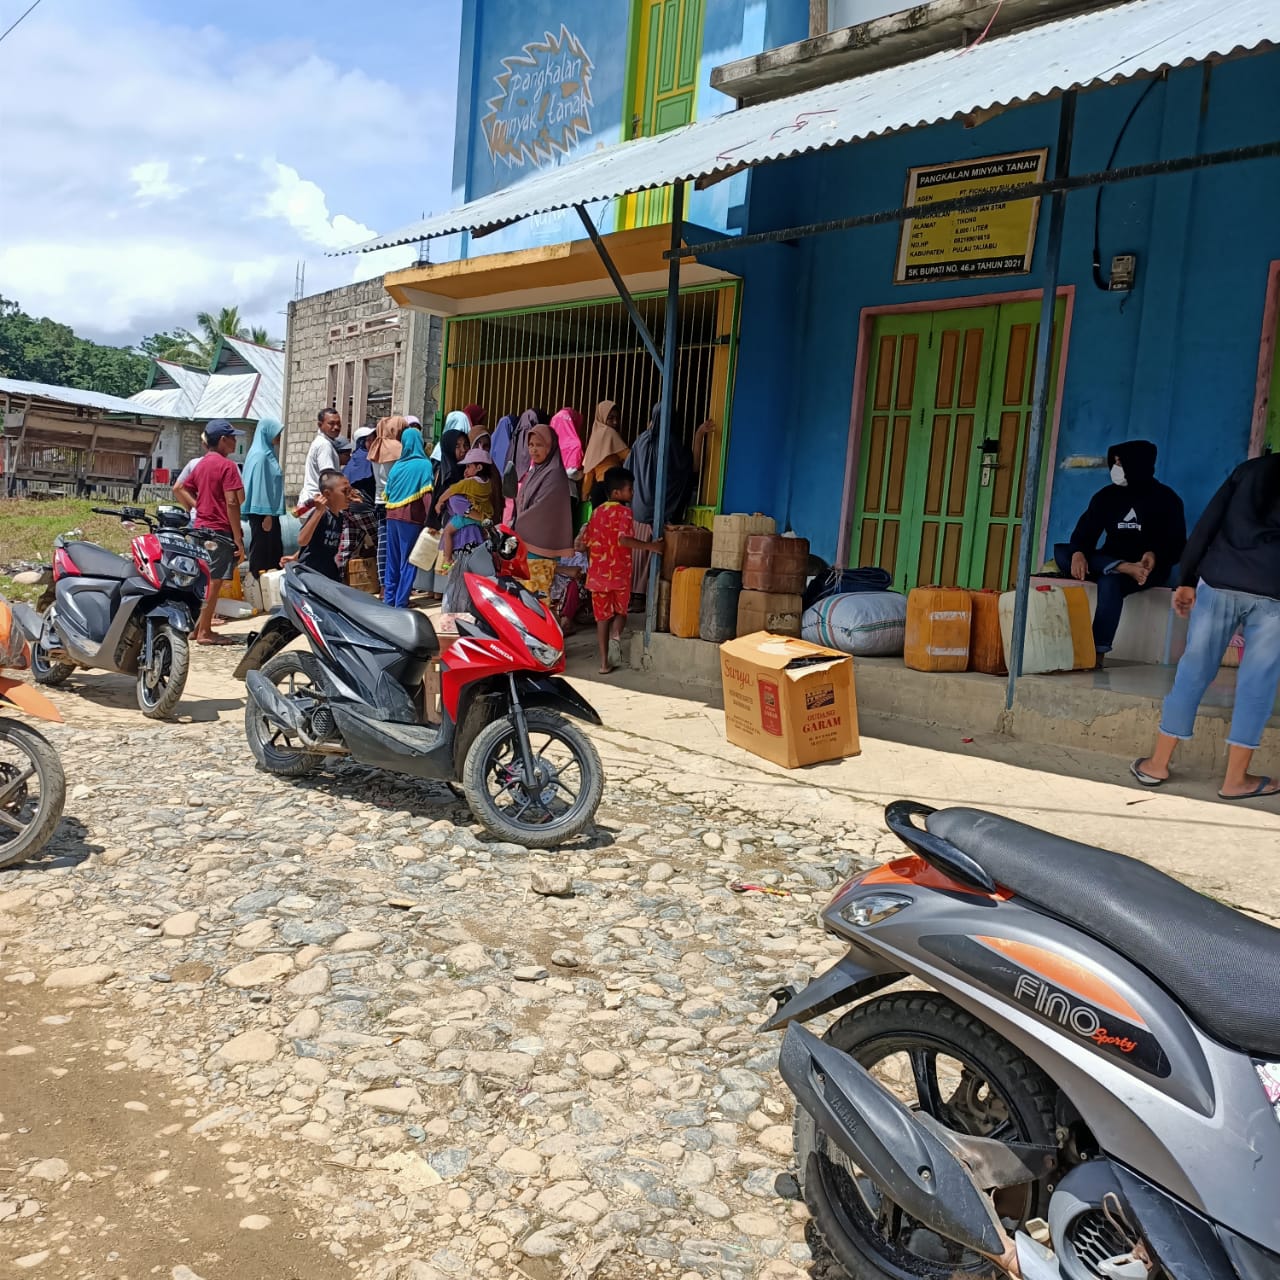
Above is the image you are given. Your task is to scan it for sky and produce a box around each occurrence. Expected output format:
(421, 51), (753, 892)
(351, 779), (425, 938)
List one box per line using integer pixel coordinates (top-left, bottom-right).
(0, 0), (461, 347)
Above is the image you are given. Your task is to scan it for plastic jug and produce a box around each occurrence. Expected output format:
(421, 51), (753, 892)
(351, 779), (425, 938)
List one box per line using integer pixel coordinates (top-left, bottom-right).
(742, 534), (809, 594)
(1060, 585), (1097, 670)
(660, 525), (712, 582)
(711, 513), (776, 571)
(904, 587), (972, 672)
(968, 589), (1006, 675)
(736, 589), (803, 638)
(670, 566), (710, 638)
(999, 586), (1074, 674)
(699, 569), (742, 644)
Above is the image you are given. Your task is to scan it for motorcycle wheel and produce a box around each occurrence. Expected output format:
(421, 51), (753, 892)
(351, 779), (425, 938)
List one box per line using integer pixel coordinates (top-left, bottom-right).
(137, 625), (189, 720)
(30, 636), (74, 688)
(795, 992), (1057, 1280)
(461, 707), (602, 849)
(244, 651), (326, 778)
(0, 720), (67, 869)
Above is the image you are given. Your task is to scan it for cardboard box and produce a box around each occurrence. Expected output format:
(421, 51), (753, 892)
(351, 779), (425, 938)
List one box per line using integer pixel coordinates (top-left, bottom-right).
(719, 632), (860, 769)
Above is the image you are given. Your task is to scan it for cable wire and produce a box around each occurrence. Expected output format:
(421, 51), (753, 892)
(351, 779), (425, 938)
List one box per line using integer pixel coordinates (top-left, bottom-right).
(0, 0), (44, 46)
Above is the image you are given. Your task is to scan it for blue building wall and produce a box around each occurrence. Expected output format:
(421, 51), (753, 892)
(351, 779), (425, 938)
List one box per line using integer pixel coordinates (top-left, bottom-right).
(716, 53), (1280, 564)
(450, 0), (806, 256)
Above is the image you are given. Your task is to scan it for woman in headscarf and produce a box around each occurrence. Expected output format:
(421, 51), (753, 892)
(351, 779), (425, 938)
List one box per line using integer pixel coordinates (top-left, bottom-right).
(431, 409), (472, 462)
(513, 422), (574, 599)
(241, 416), (285, 578)
(627, 403), (694, 597)
(420, 425), (470, 599)
(368, 415), (406, 597)
(463, 404), (487, 433)
(581, 399), (629, 500)
(549, 406), (585, 478)
(383, 426), (434, 609)
(502, 408), (548, 521)
(344, 425), (376, 504)
(467, 429), (506, 523)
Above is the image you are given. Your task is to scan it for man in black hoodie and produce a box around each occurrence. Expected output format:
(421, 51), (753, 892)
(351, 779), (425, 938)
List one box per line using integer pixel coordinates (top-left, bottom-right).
(1054, 440), (1186, 660)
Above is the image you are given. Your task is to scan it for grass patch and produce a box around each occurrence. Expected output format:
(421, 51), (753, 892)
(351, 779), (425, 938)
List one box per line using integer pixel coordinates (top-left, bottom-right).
(0, 498), (138, 606)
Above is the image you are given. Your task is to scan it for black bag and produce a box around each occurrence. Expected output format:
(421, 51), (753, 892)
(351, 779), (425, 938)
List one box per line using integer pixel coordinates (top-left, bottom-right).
(802, 565), (894, 610)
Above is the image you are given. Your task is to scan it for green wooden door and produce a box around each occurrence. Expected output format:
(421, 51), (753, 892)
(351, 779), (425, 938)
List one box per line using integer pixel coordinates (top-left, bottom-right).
(852, 300), (1065, 591)
(621, 0), (704, 229)
(1266, 329), (1280, 454)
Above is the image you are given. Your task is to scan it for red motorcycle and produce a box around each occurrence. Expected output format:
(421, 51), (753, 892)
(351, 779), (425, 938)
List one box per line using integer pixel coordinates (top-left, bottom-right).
(234, 524), (603, 848)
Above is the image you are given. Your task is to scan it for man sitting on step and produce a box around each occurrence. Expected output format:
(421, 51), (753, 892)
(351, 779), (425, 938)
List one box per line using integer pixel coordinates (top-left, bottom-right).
(1054, 440), (1186, 665)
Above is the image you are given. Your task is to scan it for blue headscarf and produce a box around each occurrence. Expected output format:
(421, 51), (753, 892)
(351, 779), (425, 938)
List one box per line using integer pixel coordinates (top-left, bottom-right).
(490, 414), (516, 473)
(241, 417), (284, 516)
(431, 409), (472, 462)
(344, 433), (373, 486)
(385, 427), (434, 510)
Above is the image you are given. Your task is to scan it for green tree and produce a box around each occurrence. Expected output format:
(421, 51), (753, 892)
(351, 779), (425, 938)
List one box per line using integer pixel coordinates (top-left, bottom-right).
(0, 295), (150, 398)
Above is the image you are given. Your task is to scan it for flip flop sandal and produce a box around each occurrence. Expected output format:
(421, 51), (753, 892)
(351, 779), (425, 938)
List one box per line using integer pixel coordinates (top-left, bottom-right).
(1129, 758), (1165, 787)
(1218, 777), (1280, 800)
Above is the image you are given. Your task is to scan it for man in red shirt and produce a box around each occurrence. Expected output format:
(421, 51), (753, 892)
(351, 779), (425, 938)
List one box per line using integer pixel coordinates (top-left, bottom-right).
(175, 420), (246, 645)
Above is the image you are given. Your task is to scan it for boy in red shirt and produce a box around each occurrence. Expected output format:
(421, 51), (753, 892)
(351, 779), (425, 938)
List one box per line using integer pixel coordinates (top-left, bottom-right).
(175, 420), (246, 645)
(578, 467), (664, 673)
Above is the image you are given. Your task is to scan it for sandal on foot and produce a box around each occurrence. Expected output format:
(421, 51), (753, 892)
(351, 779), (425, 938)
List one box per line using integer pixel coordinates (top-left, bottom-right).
(1129, 758), (1166, 787)
(1218, 777), (1280, 800)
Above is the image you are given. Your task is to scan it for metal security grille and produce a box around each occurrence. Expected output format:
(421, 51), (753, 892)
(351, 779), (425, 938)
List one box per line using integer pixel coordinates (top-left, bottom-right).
(440, 281), (739, 516)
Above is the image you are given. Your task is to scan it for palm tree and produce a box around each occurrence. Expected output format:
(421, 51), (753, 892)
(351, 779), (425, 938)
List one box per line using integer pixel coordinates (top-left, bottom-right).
(249, 325), (276, 347)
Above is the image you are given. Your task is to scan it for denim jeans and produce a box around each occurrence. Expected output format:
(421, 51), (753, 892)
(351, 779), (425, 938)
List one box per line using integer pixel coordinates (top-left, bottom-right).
(1160, 581), (1280, 749)
(1053, 544), (1158, 653)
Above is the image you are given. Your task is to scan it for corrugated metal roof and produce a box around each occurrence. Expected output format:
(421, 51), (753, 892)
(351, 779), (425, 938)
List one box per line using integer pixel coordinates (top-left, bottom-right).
(350, 0), (1277, 252)
(0, 376), (183, 418)
(193, 371), (260, 421)
(130, 360), (209, 417)
(222, 337), (284, 422)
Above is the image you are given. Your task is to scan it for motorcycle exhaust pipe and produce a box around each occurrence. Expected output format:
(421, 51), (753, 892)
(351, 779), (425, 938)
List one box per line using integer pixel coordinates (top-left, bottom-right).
(245, 670), (310, 739)
(780, 1023), (1019, 1272)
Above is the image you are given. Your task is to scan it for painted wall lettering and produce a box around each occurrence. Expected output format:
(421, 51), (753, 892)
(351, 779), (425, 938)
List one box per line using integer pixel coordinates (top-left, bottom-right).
(481, 25), (594, 170)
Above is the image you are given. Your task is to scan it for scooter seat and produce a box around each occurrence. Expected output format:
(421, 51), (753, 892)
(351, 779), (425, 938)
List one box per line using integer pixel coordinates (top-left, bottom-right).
(927, 806), (1280, 1057)
(62, 541), (133, 580)
(289, 564), (437, 657)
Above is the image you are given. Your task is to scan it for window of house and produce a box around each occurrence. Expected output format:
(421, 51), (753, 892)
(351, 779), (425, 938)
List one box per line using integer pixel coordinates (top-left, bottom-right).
(362, 354), (395, 427)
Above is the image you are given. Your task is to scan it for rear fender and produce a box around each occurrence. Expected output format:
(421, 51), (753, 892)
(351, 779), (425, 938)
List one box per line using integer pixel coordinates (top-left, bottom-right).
(0, 677), (62, 723)
(233, 616), (298, 681)
(761, 945), (903, 1032)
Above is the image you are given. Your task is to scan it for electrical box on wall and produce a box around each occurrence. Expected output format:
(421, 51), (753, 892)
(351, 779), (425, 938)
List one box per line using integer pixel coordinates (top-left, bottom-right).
(1110, 254), (1138, 291)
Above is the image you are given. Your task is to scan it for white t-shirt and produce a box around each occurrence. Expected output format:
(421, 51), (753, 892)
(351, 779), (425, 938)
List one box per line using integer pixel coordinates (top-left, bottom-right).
(301, 433), (340, 503)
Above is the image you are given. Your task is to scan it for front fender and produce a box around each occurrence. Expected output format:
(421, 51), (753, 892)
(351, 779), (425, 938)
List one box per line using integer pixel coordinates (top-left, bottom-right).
(0, 676), (62, 723)
(10, 602), (42, 643)
(142, 600), (197, 634)
(233, 615), (298, 681)
(760, 945), (902, 1032)
(518, 675), (603, 726)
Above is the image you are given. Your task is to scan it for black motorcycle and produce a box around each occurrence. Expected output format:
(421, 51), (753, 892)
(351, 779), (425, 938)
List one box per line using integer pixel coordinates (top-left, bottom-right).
(14, 506), (211, 720)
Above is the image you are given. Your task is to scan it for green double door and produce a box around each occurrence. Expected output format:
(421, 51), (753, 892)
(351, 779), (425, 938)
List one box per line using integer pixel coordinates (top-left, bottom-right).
(852, 298), (1066, 592)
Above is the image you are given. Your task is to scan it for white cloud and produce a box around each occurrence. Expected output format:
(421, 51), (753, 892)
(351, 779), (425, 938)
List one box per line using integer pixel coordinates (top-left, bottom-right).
(0, 0), (454, 344)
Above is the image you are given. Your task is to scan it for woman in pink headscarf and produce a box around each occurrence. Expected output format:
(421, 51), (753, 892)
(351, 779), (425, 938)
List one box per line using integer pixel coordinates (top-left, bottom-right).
(549, 407), (585, 478)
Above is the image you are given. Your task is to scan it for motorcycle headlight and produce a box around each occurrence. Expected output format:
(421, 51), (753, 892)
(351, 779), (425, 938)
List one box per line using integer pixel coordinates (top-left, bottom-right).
(527, 637), (561, 668)
(839, 892), (912, 928)
(167, 554), (200, 587)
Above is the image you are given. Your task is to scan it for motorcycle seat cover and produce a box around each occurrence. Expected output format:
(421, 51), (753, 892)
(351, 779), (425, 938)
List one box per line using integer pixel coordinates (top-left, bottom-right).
(63, 541), (132, 580)
(289, 565), (436, 657)
(927, 806), (1280, 1058)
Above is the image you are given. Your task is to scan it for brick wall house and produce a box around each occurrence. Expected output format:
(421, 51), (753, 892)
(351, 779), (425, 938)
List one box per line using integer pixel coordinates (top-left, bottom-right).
(282, 278), (442, 497)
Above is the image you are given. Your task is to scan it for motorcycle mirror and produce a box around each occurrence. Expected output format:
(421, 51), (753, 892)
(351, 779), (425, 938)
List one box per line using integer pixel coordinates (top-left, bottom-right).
(120, 505), (146, 520)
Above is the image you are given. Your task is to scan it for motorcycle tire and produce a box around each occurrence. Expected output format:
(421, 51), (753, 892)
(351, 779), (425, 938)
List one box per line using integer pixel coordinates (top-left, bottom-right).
(795, 992), (1057, 1280)
(30, 639), (74, 688)
(244, 651), (326, 778)
(461, 707), (602, 850)
(0, 720), (67, 869)
(137, 625), (189, 720)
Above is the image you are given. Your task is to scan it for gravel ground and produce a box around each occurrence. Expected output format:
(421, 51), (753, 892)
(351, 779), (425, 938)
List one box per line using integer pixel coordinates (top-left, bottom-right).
(0, 653), (897, 1280)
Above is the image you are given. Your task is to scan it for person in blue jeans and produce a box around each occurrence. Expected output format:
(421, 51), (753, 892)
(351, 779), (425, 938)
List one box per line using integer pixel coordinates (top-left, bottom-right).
(1132, 454), (1280, 799)
(1055, 440), (1186, 664)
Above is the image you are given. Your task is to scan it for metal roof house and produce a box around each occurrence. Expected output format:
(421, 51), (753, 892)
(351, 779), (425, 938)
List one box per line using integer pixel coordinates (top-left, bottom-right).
(0, 376), (181, 496)
(132, 336), (286, 474)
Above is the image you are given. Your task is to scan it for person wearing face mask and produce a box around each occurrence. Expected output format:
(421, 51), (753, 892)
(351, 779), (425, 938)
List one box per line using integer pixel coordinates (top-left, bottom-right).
(1054, 440), (1186, 663)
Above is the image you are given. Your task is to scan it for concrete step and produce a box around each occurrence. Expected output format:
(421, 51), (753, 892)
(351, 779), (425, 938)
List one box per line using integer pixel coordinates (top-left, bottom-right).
(627, 631), (1280, 773)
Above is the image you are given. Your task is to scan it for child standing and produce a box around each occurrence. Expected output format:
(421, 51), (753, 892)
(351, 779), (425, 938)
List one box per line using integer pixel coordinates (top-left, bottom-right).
(438, 448), (498, 569)
(577, 467), (664, 674)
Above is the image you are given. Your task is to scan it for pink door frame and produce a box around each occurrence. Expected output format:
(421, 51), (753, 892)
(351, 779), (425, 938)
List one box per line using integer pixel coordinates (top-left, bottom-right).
(835, 287), (1076, 570)
(1249, 260), (1280, 457)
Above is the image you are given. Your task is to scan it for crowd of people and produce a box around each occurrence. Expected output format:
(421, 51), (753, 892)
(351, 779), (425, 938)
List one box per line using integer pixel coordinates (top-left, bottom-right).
(172, 399), (715, 674)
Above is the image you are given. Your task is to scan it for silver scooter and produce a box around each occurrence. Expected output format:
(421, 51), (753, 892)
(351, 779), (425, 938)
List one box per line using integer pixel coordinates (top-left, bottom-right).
(766, 801), (1280, 1279)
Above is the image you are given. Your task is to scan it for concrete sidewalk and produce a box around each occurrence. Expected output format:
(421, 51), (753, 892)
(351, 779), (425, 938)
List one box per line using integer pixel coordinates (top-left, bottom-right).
(565, 633), (1280, 922)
